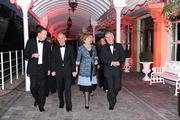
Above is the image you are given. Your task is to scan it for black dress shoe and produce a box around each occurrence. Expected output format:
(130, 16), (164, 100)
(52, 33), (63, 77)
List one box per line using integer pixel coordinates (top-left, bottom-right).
(109, 107), (114, 110)
(39, 107), (45, 112)
(34, 101), (39, 107)
(85, 106), (89, 109)
(66, 108), (72, 112)
(46, 93), (49, 97)
(59, 102), (64, 108)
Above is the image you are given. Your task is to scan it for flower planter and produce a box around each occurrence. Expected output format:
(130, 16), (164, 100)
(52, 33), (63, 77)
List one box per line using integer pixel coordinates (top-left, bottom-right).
(140, 62), (153, 81)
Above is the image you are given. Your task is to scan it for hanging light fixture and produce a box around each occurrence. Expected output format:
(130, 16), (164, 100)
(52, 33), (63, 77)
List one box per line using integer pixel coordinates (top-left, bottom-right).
(66, 27), (70, 31)
(66, 31), (69, 37)
(67, 8), (72, 28)
(68, 0), (78, 12)
(87, 16), (93, 33)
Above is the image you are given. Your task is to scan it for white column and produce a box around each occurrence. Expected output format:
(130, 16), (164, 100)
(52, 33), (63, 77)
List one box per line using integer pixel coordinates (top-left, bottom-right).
(114, 7), (122, 43)
(22, 7), (29, 46)
(113, 0), (126, 43)
(21, 6), (30, 91)
(10, 0), (32, 91)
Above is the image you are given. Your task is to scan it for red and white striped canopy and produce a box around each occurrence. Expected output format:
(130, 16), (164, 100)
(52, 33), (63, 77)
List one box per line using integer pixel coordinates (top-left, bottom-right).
(31, 0), (112, 36)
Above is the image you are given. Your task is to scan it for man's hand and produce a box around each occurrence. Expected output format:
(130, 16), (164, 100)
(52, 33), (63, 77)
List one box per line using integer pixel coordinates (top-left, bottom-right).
(114, 61), (120, 67)
(72, 72), (78, 77)
(48, 70), (51, 76)
(31, 53), (39, 58)
(51, 71), (56, 76)
(111, 61), (120, 67)
(95, 60), (98, 65)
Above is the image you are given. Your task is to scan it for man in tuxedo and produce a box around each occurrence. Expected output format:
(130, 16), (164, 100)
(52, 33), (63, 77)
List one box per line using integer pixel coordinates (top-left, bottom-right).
(45, 35), (57, 96)
(24, 26), (51, 112)
(100, 31), (125, 110)
(51, 32), (76, 112)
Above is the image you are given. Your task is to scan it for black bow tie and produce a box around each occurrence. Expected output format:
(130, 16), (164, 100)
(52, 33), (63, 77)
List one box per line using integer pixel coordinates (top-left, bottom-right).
(109, 44), (114, 46)
(38, 40), (44, 43)
(59, 45), (65, 48)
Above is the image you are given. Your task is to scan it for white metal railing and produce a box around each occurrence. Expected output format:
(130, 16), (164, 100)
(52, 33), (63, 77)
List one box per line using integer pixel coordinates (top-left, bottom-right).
(0, 50), (24, 90)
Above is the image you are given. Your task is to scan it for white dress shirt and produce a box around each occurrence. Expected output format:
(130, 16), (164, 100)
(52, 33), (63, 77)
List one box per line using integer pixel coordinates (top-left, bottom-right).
(60, 45), (65, 61)
(37, 39), (44, 64)
(110, 45), (114, 54)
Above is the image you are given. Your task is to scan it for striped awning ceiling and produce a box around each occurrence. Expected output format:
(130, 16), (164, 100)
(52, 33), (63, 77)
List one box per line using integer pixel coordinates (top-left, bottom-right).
(30, 0), (112, 36)
(98, 0), (148, 26)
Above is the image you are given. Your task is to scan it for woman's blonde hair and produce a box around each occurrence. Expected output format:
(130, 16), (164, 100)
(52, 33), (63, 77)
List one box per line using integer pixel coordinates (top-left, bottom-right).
(80, 32), (92, 43)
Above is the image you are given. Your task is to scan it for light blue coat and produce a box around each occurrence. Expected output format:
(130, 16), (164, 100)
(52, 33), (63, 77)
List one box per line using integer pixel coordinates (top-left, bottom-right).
(76, 45), (98, 77)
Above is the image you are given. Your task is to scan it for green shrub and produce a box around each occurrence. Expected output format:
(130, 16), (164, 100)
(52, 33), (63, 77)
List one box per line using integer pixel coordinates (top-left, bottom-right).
(139, 51), (153, 62)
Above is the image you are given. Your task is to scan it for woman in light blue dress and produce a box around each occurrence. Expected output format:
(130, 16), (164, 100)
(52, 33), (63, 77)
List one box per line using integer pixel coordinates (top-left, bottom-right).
(75, 32), (98, 109)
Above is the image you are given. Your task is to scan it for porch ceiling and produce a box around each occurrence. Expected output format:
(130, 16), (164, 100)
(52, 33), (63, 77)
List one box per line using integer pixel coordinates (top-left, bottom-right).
(31, 0), (112, 36)
(98, 0), (148, 26)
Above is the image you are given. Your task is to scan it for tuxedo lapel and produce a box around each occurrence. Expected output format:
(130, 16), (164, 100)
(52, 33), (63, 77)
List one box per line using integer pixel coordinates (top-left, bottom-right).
(33, 39), (38, 53)
(106, 44), (113, 55)
(113, 44), (117, 56)
(58, 47), (63, 61)
(42, 42), (45, 62)
(64, 45), (69, 61)
(43, 42), (46, 56)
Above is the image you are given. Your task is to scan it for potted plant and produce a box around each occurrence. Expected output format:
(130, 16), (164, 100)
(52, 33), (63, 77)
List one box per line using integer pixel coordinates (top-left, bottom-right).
(139, 51), (153, 81)
(162, 0), (180, 21)
(139, 51), (153, 62)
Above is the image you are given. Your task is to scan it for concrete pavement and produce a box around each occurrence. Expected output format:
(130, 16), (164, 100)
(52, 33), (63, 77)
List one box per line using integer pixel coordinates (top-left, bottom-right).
(0, 72), (179, 120)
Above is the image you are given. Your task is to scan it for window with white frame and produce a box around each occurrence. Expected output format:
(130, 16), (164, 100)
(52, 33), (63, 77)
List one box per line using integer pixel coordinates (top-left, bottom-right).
(171, 22), (180, 61)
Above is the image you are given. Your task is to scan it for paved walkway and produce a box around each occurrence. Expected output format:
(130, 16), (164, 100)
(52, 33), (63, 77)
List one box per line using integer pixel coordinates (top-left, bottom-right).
(0, 72), (179, 120)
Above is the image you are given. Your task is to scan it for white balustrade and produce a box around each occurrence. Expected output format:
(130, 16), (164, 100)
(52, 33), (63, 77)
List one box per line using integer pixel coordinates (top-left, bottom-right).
(1, 52), (4, 90)
(0, 50), (24, 90)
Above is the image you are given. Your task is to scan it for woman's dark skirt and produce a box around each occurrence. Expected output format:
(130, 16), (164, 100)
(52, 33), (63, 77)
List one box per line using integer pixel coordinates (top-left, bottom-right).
(79, 84), (97, 92)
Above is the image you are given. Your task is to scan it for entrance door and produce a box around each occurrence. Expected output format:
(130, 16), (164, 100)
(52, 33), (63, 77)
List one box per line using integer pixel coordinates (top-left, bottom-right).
(140, 17), (154, 54)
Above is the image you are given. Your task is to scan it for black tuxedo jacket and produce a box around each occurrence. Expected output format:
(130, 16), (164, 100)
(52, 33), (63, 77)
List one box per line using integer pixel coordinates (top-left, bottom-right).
(24, 39), (51, 75)
(100, 43), (125, 72)
(51, 44), (76, 74)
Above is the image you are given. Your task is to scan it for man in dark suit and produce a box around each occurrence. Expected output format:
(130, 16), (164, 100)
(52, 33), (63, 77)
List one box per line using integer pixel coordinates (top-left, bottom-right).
(45, 34), (57, 96)
(24, 26), (51, 112)
(51, 32), (76, 112)
(100, 31), (125, 110)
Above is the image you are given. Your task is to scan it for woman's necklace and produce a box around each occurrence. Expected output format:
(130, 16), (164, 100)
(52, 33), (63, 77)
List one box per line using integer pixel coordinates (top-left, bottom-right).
(84, 44), (91, 51)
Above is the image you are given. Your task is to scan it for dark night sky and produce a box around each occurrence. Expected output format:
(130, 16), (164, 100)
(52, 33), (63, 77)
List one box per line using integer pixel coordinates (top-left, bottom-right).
(0, 0), (37, 25)
(0, 0), (38, 51)
(0, 0), (23, 17)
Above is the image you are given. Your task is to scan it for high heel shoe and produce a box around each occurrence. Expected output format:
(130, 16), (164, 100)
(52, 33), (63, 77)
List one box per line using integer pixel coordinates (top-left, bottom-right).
(85, 106), (89, 109)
